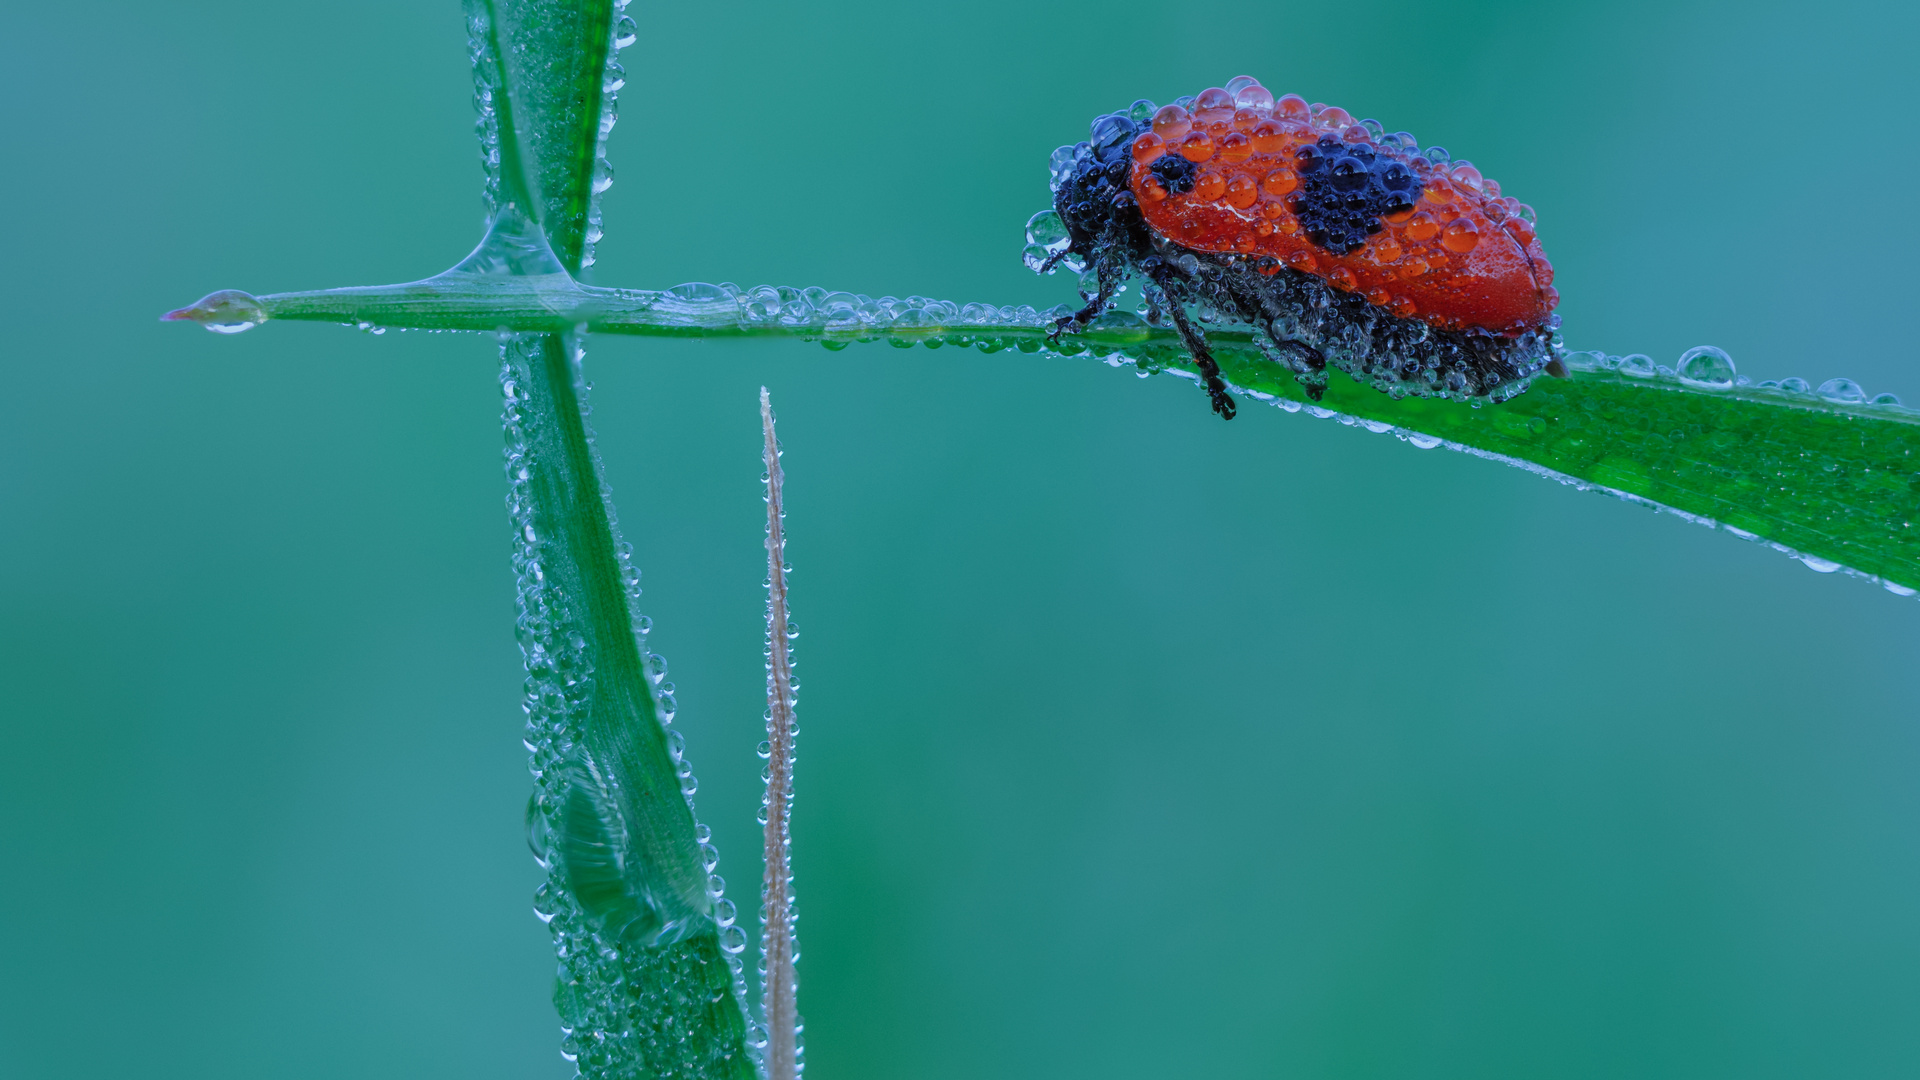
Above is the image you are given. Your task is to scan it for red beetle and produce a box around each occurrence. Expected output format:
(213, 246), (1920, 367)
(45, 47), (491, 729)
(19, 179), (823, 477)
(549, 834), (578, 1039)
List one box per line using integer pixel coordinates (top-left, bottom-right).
(1037, 77), (1561, 419)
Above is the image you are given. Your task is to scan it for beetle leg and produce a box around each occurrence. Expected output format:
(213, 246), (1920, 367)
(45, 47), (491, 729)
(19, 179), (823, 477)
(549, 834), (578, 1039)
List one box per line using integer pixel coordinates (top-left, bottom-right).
(1140, 266), (1235, 420)
(1269, 337), (1328, 402)
(1047, 237), (1127, 338)
(1052, 273), (1119, 336)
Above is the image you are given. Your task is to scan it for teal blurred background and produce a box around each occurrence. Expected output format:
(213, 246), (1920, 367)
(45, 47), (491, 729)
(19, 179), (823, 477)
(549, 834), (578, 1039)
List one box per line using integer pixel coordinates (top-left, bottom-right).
(5, 0), (1919, 1076)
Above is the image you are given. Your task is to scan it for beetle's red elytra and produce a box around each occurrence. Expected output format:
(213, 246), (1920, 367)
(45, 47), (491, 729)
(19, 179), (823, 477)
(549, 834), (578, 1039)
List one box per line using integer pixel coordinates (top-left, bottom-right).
(1036, 77), (1563, 419)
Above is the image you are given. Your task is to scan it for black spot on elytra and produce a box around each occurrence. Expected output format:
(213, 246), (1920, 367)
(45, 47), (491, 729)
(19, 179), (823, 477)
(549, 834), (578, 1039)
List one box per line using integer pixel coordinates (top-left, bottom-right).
(1289, 135), (1423, 255)
(1150, 153), (1197, 195)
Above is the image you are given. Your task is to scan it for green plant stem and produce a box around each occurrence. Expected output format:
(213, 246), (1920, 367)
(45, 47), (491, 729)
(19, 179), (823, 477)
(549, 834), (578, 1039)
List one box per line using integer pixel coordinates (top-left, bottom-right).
(507, 331), (754, 1079)
(760, 389), (799, 1080)
(244, 274), (1090, 343)
(516, 333), (709, 920)
(464, 0), (760, 1072)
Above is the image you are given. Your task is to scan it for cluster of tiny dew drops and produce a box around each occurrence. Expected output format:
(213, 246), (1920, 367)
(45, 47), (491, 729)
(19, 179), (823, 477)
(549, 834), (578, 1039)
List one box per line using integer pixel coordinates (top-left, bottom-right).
(1565, 345), (1908, 409)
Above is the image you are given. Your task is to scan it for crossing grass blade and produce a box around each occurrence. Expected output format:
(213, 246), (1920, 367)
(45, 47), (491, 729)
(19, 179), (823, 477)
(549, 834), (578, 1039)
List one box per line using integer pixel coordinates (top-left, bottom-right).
(467, 1), (759, 1076)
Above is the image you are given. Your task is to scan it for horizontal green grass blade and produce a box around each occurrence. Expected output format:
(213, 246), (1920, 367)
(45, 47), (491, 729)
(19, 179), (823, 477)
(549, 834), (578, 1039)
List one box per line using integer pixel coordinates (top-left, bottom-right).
(166, 275), (1920, 593)
(1215, 351), (1920, 593)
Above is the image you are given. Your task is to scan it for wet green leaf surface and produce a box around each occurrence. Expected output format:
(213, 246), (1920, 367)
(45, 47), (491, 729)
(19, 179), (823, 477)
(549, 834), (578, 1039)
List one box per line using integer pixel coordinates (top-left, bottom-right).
(219, 270), (1920, 592)
(468, 0), (757, 1075)
(1211, 354), (1920, 592)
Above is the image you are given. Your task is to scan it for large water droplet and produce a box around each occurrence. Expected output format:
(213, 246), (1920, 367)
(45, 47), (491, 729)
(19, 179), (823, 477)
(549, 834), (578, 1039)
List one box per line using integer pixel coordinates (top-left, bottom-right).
(526, 790), (553, 866)
(1816, 377), (1867, 403)
(161, 289), (266, 334)
(552, 753), (703, 948)
(1675, 345), (1735, 389)
(666, 282), (733, 303)
(446, 206), (568, 277)
(1025, 209), (1068, 250)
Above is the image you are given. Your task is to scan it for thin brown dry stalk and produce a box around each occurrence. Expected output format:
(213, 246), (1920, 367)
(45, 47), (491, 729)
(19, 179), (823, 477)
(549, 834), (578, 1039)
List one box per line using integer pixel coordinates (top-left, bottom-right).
(759, 387), (799, 1080)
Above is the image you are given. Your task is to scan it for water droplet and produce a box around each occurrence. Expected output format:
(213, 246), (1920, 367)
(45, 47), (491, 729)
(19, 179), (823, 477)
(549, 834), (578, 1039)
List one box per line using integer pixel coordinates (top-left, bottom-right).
(1440, 218), (1480, 253)
(1817, 378), (1867, 403)
(1617, 354), (1656, 378)
(1407, 432), (1443, 449)
(1779, 377), (1811, 394)
(1048, 144), (1079, 192)
(1316, 105), (1352, 129)
(1675, 345), (1735, 389)
(611, 15), (637, 48)
(1194, 86), (1235, 115)
(1872, 392), (1902, 406)
(526, 791), (553, 865)
(1233, 83), (1275, 110)
(1179, 130), (1216, 162)
(161, 289), (266, 334)
(1024, 209), (1068, 250)
(1151, 104), (1191, 142)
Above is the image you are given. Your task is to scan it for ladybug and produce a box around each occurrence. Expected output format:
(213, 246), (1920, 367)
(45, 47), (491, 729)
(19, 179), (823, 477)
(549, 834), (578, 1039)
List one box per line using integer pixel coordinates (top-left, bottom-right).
(1034, 77), (1562, 419)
